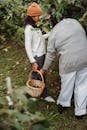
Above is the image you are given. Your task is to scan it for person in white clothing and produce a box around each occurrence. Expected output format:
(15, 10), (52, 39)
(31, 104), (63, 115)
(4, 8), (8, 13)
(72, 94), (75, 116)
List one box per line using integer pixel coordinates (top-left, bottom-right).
(40, 14), (87, 119)
(24, 2), (55, 102)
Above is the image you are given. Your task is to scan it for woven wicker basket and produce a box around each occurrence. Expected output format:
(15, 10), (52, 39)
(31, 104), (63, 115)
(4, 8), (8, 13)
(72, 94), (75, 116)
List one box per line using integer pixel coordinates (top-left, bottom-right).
(26, 70), (45, 97)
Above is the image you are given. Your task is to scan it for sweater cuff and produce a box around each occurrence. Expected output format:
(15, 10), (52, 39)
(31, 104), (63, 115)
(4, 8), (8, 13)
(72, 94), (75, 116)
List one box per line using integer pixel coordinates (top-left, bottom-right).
(30, 58), (36, 64)
(42, 65), (48, 71)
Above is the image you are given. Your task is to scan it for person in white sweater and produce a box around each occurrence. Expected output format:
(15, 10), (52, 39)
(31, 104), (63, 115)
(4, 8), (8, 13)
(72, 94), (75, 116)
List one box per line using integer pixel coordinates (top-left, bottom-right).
(24, 2), (55, 102)
(40, 18), (87, 119)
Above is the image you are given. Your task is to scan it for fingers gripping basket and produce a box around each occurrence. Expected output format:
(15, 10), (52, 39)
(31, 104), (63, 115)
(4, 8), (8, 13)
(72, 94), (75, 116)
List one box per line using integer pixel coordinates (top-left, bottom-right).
(26, 70), (45, 97)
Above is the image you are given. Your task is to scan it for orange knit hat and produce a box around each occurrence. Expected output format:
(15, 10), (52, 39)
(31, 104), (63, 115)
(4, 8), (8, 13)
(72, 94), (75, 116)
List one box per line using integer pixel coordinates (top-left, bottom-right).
(27, 2), (42, 16)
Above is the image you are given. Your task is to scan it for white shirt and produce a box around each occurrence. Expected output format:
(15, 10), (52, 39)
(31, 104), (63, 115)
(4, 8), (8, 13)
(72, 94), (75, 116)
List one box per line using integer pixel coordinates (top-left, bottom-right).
(43, 18), (87, 75)
(25, 25), (49, 63)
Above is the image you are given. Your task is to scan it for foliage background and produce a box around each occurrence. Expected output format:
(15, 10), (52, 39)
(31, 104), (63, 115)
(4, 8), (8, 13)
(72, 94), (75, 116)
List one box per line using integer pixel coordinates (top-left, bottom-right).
(0, 0), (87, 46)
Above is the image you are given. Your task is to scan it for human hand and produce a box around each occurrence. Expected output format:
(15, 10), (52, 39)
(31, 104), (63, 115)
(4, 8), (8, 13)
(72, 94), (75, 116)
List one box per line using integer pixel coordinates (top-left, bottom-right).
(32, 62), (38, 71)
(40, 69), (45, 75)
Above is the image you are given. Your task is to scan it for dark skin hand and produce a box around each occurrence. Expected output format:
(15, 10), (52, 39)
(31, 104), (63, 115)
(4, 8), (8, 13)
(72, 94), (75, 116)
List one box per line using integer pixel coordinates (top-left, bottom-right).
(32, 62), (38, 71)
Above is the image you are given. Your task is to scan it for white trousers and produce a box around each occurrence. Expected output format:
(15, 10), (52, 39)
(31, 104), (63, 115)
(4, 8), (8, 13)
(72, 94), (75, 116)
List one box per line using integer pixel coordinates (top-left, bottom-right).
(57, 68), (87, 116)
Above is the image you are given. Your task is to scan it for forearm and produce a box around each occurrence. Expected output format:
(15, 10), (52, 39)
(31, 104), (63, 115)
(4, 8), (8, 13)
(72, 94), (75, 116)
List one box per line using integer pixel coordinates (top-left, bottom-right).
(25, 26), (36, 63)
(42, 51), (56, 70)
(25, 45), (36, 63)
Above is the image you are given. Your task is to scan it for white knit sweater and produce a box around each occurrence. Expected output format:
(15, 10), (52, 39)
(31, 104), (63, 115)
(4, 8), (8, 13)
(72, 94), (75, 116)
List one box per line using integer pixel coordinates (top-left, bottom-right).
(25, 25), (49, 63)
(43, 18), (87, 75)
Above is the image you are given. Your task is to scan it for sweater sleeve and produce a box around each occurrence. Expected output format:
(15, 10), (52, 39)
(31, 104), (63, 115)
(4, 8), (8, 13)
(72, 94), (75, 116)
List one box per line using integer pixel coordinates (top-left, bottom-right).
(42, 32), (50, 39)
(25, 26), (36, 63)
(42, 32), (56, 70)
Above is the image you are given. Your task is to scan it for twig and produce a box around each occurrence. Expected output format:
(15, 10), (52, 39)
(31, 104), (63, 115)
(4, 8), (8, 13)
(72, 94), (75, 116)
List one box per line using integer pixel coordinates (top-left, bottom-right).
(6, 77), (13, 94)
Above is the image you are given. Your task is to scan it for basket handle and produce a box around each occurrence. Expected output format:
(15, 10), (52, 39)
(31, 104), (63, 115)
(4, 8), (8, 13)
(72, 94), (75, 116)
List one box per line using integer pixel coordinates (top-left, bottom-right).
(29, 70), (44, 82)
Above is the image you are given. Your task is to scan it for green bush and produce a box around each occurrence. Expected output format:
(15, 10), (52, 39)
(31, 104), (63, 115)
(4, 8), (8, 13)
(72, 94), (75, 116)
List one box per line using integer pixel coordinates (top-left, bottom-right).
(0, 0), (26, 45)
(0, 0), (87, 46)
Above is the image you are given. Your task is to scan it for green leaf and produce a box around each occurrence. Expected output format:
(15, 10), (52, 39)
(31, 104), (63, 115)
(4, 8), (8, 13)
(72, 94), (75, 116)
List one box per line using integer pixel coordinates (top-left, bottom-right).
(30, 112), (45, 122)
(11, 121), (22, 130)
(13, 111), (31, 122)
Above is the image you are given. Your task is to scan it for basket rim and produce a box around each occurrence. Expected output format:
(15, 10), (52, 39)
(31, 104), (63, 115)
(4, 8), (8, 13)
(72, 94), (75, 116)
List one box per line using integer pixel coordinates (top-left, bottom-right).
(28, 70), (44, 82)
